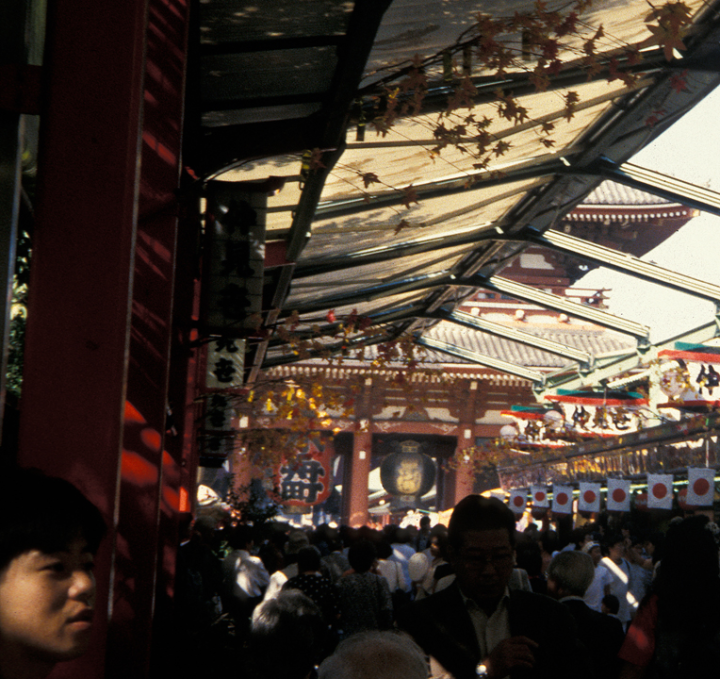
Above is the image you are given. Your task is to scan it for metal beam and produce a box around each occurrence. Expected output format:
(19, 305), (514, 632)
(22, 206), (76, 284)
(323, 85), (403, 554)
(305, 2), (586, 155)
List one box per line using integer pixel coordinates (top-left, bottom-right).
(536, 318), (720, 396)
(527, 227), (720, 303)
(437, 309), (591, 363)
(589, 158), (720, 218)
(313, 156), (566, 221)
(417, 336), (544, 382)
(472, 275), (650, 339)
(287, 144), (345, 262)
(286, 270), (453, 315)
(293, 224), (496, 278)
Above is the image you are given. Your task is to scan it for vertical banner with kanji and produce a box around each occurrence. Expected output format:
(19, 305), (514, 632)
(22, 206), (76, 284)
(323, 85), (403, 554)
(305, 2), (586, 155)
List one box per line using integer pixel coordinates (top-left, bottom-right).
(277, 437), (334, 508)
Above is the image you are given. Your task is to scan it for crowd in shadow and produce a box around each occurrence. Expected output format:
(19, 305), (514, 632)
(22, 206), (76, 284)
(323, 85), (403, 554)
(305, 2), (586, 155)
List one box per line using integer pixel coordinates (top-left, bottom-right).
(1, 465), (718, 679)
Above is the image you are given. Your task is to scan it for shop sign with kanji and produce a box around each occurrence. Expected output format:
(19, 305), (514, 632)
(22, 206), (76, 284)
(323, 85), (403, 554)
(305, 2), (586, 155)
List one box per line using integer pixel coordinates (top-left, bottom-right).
(277, 437), (333, 507)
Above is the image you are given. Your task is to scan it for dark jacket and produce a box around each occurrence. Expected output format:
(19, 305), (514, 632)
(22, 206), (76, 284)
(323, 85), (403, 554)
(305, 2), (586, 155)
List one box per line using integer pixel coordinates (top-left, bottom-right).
(561, 598), (625, 679)
(397, 582), (588, 679)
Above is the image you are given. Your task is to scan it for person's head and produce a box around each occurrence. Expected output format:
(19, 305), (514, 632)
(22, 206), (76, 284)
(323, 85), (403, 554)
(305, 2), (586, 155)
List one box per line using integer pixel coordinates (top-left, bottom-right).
(570, 526), (593, 549)
(582, 541), (602, 566)
(601, 594), (620, 615)
(393, 527), (411, 545)
(419, 516), (431, 532)
(348, 540), (376, 574)
(375, 539), (393, 561)
(249, 590), (327, 679)
(318, 631), (428, 679)
(514, 537), (542, 577)
(296, 546), (322, 574)
(546, 551), (595, 599)
(605, 533), (625, 562)
(429, 532), (447, 559)
(228, 523), (256, 551)
(0, 467), (106, 677)
(656, 515), (719, 602)
(539, 530), (559, 555)
(447, 495), (517, 606)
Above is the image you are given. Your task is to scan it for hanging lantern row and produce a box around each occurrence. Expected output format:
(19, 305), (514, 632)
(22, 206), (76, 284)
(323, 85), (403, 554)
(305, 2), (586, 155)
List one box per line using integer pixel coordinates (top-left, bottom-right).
(506, 467), (717, 518)
(500, 389), (650, 446)
(659, 342), (720, 409)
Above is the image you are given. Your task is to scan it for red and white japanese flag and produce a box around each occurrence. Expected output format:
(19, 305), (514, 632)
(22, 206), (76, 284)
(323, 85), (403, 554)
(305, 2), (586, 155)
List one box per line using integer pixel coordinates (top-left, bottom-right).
(578, 482), (601, 513)
(531, 485), (549, 508)
(508, 489), (527, 515)
(606, 478), (631, 512)
(552, 485), (573, 514)
(647, 473), (674, 510)
(687, 467), (715, 507)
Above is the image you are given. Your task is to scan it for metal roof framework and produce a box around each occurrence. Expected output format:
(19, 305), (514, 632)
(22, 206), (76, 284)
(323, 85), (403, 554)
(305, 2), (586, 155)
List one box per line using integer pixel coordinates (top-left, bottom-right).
(192, 0), (720, 394)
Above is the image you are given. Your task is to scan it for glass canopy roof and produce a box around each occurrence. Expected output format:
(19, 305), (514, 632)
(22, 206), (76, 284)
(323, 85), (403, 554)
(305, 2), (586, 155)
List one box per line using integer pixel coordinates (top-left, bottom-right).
(195, 0), (720, 391)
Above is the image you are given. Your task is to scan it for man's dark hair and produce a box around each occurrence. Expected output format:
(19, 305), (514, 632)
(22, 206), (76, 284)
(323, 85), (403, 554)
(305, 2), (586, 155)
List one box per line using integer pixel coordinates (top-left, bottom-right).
(604, 532), (625, 550)
(348, 539), (376, 573)
(0, 466), (106, 571)
(448, 495), (516, 549)
(376, 539), (393, 560)
(249, 589), (327, 679)
(296, 545), (322, 573)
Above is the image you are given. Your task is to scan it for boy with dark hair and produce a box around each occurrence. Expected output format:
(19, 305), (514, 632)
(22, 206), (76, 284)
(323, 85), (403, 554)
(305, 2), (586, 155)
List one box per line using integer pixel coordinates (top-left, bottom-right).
(0, 467), (106, 679)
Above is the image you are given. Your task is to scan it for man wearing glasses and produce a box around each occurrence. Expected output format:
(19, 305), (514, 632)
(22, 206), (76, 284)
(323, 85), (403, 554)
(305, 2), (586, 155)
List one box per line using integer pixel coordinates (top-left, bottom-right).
(397, 495), (588, 679)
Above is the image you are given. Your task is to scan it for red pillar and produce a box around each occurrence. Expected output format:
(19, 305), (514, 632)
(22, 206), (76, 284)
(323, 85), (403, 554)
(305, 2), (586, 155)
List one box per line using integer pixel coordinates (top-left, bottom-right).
(107, 0), (191, 675)
(346, 430), (372, 526)
(17, 0), (191, 677)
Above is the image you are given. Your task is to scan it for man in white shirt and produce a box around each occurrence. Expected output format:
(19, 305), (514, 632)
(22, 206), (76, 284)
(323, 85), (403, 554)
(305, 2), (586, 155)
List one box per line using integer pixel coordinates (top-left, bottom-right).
(582, 541), (613, 612)
(601, 534), (637, 627)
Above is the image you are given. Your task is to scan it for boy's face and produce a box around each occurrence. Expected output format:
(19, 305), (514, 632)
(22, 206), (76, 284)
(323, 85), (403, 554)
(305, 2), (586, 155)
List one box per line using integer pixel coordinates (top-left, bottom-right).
(0, 536), (97, 668)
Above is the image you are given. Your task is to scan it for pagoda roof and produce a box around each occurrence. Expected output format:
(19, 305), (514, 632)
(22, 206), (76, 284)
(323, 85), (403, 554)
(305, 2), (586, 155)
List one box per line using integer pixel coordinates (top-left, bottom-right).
(580, 180), (682, 207)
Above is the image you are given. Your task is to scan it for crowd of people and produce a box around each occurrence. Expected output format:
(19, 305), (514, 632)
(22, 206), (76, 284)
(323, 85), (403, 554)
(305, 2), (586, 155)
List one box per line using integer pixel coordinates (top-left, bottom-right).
(173, 496), (720, 679)
(1, 465), (720, 679)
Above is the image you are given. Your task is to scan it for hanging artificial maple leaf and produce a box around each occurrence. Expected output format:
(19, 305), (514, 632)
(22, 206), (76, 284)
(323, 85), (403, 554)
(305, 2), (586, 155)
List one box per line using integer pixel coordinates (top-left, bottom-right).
(529, 65), (551, 92)
(326, 309), (336, 323)
(394, 219), (411, 235)
(669, 69), (689, 93)
(495, 90), (529, 124)
(563, 91), (580, 121)
(446, 76), (478, 113)
(608, 58), (638, 87)
(401, 186), (419, 209)
(643, 2), (691, 62)
(362, 172), (380, 189)
(399, 55), (428, 115)
(493, 140), (512, 157)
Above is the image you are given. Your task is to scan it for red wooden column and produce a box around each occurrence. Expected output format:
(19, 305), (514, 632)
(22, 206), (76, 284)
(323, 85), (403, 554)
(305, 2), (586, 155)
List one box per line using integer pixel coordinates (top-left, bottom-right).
(15, 1), (183, 678)
(446, 379), (480, 506)
(346, 429), (372, 526)
(344, 380), (373, 526)
(106, 0), (192, 677)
